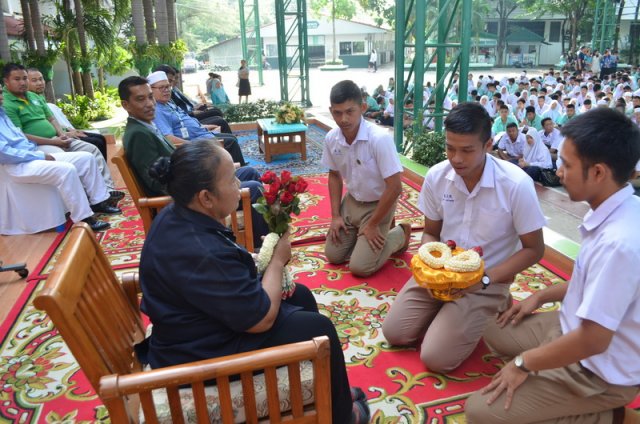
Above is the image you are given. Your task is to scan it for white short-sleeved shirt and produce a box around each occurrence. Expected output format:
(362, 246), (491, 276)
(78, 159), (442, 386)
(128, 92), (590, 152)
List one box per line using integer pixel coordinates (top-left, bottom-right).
(539, 128), (563, 150)
(417, 155), (546, 269)
(322, 118), (403, 202)
(498, 132), (526, 157)
(560, 185), (640, 386)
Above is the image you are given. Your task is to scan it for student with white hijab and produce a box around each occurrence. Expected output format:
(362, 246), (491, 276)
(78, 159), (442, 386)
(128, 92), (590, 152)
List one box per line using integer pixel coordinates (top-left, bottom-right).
(518, 128), (553, 183)
(480, 95), (495, 117)
(543, 100), (562, 125)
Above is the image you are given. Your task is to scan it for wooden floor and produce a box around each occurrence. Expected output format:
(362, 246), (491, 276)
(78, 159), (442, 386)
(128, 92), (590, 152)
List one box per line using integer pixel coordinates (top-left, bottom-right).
(0, 142), (124, 324)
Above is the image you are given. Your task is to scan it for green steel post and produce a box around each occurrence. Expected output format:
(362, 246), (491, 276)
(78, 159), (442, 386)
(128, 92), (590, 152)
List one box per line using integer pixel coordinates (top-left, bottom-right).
(458, 0), (471, 103)
(393, 0), (407, 152)
(275, 0), (288, 101)
(601, 0), (610, 51)
(592, 0), (602, 51)
(412, 0), (426, 136)
(434, 0), (447, 132)
(298, 0), (311, 106)
(254, 0), (263, 85)
(239, 0), (248, 62)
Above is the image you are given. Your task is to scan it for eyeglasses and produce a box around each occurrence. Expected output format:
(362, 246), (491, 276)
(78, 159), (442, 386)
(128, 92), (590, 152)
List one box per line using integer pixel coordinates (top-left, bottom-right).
(152, 85), (171, 92)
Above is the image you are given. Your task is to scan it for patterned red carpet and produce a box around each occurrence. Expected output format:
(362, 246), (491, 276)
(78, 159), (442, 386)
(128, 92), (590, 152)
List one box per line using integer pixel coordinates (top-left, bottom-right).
(2, 176), (632, 423)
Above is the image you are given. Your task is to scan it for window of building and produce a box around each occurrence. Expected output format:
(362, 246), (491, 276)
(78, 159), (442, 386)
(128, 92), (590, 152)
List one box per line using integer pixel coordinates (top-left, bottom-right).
(549, 22), (561, 42)
(266, 44), (278, 57)
(352, 41), (365, 53)
(309, 35), (325, 46)
(339, 42), (352, 55)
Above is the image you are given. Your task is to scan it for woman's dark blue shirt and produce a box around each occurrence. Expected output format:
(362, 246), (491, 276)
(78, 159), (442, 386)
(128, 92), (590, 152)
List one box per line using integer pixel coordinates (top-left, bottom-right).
(139, 203), (300, 368)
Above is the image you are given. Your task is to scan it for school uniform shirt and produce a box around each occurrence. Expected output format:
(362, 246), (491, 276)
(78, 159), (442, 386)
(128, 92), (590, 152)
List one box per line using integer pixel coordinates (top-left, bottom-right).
(417, 155), (546, 269)
(539, 127), (563, 150)
(321, 118), (402, 202)
(140, 203), (301, 368)
(560, 184), (640, 386)
(498, 132), (526, 157)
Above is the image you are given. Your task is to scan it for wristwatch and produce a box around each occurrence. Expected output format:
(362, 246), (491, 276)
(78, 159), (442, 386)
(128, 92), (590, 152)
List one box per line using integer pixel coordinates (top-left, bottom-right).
(481, 272), (491, 290)
(514, 354), (530, 373)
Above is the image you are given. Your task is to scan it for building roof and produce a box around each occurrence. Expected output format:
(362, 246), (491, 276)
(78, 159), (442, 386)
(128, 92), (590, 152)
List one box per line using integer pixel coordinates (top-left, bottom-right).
(259, 17), (389, 38)
(506, 27), (547, 43)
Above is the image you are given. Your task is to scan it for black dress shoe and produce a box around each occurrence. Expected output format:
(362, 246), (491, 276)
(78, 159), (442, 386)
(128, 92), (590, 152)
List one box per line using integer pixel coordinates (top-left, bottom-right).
(91, 199), (122, 215)
(109, 190), (125, 202)
(82, 216), (111, 232)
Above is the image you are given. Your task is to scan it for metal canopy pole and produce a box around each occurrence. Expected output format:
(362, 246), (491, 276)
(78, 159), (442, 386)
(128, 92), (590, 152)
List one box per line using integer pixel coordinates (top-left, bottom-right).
(239, 0), (263, 85)
(274, 0), (311, 106)
(393, 0), (472, 154)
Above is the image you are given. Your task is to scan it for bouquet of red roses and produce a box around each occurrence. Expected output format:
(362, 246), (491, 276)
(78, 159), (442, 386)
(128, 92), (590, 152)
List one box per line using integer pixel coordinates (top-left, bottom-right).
(253, 170), (308, 235)
(253, 170), (308, 299)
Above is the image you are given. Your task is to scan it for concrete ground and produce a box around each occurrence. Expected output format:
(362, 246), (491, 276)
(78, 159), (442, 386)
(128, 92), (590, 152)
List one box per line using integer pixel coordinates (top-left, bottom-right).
(181, 64), (587, 245)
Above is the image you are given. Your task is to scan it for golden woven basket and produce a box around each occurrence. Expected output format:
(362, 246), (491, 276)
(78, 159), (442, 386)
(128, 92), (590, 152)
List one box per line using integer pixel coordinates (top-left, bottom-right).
(410, 248), (484, 302)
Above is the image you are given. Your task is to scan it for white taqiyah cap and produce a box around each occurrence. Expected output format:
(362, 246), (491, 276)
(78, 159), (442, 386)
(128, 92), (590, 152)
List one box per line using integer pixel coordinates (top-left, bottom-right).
(146, 71), (168, 86)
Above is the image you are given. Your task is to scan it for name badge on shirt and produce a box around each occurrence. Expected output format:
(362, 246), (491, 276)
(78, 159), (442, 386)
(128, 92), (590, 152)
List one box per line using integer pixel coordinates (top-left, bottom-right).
(443, 193), (454, 202)
(332, 147), (343, 156)
(180, 126), (189, 139)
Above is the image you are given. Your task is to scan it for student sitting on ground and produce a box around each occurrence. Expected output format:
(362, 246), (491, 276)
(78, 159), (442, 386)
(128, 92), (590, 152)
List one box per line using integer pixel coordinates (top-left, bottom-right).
(518, 128), (553, 183)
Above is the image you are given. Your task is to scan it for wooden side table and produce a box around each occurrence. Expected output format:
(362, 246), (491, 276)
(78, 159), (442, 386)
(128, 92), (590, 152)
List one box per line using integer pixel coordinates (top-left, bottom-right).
(256, 119), (307, 163)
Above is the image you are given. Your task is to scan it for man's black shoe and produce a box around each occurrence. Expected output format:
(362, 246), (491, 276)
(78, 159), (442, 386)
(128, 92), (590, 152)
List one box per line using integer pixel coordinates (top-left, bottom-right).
(109, 190), (125, 202)
(91, 199), (122, 215)
(82, 216), (111, 232)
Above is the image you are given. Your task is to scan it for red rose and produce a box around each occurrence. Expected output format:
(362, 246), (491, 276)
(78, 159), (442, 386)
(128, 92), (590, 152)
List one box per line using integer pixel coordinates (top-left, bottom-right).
(280, 191), (294, 205)
(287, 183), (297, 193)
(260, 171), (276, 184)
(280, 170), (292, 185)
(268, 180), (281, 194)
(264, 191), (278, 205)
(295, 178), (308, 193)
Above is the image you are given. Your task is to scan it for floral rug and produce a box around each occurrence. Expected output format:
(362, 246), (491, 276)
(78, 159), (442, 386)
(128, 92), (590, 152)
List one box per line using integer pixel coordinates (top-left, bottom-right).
(236, 124), (328, 176)
(3, 181), (636, 422)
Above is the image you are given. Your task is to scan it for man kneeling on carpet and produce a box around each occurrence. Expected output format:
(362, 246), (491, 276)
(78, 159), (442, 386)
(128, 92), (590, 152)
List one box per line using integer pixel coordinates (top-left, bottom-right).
(465, 108), (640, 423)
(322, 80), (411, 277)
(382, 102), (546, 373)
(138, 139), (371, 424)
(118, 75), (268, 248)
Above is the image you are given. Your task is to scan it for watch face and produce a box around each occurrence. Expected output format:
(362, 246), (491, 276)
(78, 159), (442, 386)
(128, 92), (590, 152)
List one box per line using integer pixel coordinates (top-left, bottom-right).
(515, 355), (523, 367)
(482, 275), (490, 284)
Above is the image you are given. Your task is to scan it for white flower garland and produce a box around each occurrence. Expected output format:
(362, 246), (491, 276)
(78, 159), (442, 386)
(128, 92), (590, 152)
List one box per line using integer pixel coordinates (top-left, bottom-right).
(256, 232), (296, 299)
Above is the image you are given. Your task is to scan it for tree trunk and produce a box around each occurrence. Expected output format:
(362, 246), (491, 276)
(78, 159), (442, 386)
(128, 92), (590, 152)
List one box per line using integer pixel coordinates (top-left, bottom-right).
(155, 0), (169, 45)
(613, 0), (625, 51)
(74, 0), (94, 98)
(29, 0), (55, 102)
(630, 1), (640, 63)
(143, 0), (156, 44)
(561, 19), (566, 56)
(0, 7), (11, 62)
(497, 16), (507, 66)
(73, 71), (84, 96)
(132, 0), (147, 45)
(569, 15), (578, 53)
(20, 0), (35, 51)
(98, 67), (105, 92)
(332, 0), (336, 63)
(166, 0), (177, 42)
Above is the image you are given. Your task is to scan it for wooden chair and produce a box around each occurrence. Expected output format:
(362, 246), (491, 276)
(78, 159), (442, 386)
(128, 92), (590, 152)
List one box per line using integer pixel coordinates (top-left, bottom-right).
(34, 223), (332, 424)
(112, 147), (254, 252)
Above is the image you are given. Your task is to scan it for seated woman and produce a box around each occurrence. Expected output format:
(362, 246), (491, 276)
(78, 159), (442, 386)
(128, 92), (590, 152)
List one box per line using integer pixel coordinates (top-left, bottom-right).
(518, 128), (553, 183)
(140, 139), (370, 424)
(210, 73), (231, 108)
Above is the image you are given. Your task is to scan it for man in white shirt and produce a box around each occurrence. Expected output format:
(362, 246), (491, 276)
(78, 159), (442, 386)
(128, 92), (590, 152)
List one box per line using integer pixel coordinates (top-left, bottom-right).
(497, 123), (526, 163)
(466, 107), (640, 424)
(322, 80), (411, 277)
(382, 102), (545, 373)
(539, 117), (563, 162)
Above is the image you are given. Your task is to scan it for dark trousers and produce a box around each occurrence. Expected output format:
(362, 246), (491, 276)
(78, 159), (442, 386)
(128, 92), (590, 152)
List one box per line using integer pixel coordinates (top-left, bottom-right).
(197, 115), (233, 134)
(78, 132), (107, 159)
(379, 115), (394, 126)
(258, 284), (353, 424)
(236, 166), (269, 248)
(523, 165), (543, 182)
(216, 133), (246, 166)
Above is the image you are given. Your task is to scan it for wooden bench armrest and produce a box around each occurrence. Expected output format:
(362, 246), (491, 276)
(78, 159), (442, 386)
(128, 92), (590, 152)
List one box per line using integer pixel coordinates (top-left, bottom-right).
(137, 196), (173, 210)
(121, 272), (141, 312)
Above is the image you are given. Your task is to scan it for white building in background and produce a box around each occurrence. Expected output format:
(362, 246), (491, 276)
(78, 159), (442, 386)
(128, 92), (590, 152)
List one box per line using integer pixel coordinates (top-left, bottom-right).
(203, 17), (393, 69)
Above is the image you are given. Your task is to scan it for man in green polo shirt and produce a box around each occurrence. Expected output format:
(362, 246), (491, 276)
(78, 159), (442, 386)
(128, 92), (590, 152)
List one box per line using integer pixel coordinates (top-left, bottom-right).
(2, 63), (122, 210)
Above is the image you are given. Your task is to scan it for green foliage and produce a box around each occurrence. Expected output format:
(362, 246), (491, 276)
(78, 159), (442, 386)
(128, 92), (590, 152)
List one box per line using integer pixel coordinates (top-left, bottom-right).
(148, 39), (189, 70)
(224, 99), (280, 123)
(55, 87), (120, 127)
(407, 127), (447, 167)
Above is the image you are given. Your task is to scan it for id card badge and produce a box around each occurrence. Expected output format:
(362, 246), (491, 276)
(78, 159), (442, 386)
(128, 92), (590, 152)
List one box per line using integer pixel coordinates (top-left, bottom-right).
(180, 126), (189, 138)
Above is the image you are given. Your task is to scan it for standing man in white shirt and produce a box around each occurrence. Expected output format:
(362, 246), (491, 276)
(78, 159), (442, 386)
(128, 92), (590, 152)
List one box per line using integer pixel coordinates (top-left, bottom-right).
(322, 80), (411, 277)
(382, 102), (545, 373)
(466, 107), (640, 424)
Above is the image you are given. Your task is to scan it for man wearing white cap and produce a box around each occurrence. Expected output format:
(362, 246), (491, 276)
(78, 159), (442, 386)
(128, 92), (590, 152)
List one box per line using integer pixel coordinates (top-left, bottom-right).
(147, 71), (247, 166)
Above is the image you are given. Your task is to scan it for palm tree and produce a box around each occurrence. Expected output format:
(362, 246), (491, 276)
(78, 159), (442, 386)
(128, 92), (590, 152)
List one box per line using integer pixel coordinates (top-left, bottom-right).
(143, 0), (156, 44)
(167, 0), (177, 42)
(20, 0), (35, 51)
(132, 0), (147, 45)
(0, 9), (11, 62)
(155, 0), (169, 45)
(27, 0), (56, 102)
(74, 0), (94, 98)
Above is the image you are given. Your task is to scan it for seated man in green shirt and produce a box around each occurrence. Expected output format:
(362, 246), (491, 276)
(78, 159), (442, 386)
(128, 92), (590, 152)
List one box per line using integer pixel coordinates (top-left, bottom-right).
(556, 103), (577, 127)
(491, 104), (518, 136)
(2, 63), (122, 211)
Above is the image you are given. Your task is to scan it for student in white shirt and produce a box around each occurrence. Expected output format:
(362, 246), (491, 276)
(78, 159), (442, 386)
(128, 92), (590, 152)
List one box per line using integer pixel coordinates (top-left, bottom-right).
(518, 128), (553, 182)
(466, 107), (640, 424)
(383, 102), (545, 373)
(322, 80), (410, 277)
(497, 123), (526, 163)
(539, 117), (563, 162)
